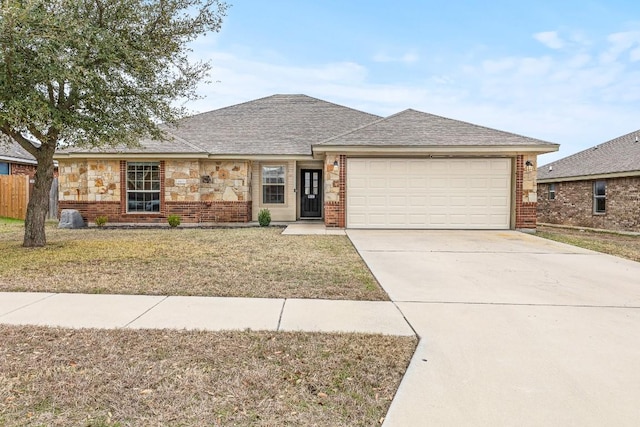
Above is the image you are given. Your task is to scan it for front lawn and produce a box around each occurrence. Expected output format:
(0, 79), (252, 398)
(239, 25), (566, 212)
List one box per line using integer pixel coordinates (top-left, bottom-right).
(536, 225), (640, 262)
(0, 223), (386, 300)
(0, 325), (416, 426)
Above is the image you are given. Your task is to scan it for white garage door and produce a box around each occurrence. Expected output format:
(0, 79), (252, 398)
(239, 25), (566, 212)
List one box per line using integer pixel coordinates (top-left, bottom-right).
(347, 158), (511, 229)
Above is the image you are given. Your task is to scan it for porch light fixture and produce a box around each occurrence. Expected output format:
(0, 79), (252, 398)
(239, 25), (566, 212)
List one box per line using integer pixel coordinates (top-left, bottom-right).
(525, 160), (534, 172)
(333, 159), (339, 168)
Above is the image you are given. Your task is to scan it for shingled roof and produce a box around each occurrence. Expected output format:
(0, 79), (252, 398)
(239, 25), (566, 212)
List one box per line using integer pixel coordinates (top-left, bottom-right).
(316, 109), (558, 148)
(538, 129), (640, 181)
(0, 137), (37, 164)
(59, 94), (381, 156)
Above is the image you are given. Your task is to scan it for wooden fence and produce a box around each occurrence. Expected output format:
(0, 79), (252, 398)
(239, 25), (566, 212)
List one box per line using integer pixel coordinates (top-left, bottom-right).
(0, 175), (58, 220)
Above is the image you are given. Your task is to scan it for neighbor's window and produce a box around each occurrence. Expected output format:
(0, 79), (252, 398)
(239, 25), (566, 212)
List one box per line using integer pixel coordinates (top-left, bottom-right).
(548, 183), (556, 200)
(127, 162), (160, 213)
(262, 166), (285, 204)
(593, 180), (606, 214)
(0, 162), (8, 175)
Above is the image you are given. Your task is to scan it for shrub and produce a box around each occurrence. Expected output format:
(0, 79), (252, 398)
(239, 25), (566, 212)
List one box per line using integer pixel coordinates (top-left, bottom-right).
(94, 216), (108, 227)
(167, 214), (181, 228)
(258, 209), (271, 227)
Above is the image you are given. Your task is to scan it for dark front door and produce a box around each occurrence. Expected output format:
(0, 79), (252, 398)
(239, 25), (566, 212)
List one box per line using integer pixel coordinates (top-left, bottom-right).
(300, 169), (322, 218)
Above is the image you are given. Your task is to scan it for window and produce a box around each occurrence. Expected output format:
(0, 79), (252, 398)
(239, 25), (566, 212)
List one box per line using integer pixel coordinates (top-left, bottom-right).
(126, 162), (160, 213)
(548, 183), (556, 200)
(262, 166), (285, 204)
(0, 162), (8, 175)
(593, 180), (606, 214)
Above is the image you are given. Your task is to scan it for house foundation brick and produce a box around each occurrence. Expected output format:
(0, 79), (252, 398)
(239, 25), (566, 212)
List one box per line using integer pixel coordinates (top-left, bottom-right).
(58, 200), (252, 224)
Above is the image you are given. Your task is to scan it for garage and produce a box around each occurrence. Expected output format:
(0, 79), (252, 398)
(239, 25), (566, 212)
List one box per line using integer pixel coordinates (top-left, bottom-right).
(346, 158), (511, 229)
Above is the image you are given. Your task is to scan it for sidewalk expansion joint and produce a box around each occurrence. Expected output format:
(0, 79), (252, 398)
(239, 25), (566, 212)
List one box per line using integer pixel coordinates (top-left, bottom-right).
(123, 295), (169, 328)
(392, 301), (420, 338)
(276, 298), (286, 331)
(0, 292), (58, 318)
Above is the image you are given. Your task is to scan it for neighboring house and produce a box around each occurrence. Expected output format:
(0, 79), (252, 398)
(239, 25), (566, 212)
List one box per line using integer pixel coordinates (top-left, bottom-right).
(54, 94), (558, 229)
(0, 138), (38, 176)
(537, 130), (640, 232)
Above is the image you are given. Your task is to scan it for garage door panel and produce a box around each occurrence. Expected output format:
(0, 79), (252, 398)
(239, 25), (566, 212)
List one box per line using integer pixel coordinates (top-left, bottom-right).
(347, 158), (511, 229)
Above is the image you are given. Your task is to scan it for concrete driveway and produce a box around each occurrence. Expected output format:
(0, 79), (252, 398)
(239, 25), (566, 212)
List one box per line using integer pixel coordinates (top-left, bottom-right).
(348, 230), (640, 427)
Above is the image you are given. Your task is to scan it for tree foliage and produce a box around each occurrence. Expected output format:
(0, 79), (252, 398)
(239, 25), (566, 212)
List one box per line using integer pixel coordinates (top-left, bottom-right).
(0, 0), (228, 246)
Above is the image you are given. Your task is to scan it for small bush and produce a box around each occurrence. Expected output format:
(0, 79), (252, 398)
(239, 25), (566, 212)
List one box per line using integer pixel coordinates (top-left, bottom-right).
(258, 209), (271, 227)
(167, 214), (181, 228)
(94, 216), (108, 227)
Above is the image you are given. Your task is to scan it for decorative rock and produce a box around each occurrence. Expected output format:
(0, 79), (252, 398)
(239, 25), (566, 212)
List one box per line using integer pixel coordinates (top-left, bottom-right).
(58, 209), (86, 229)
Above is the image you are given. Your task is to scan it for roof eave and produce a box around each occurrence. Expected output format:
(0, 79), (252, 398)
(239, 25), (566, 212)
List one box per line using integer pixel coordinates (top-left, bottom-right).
(312, 144), (559, 157)
(0, 155), (37, 165)
(538, 170), (640, 183)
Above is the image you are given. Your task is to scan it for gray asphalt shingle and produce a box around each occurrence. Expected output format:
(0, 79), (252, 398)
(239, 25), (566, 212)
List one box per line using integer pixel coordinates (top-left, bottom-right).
(538, 129), (640, 180)
(60, 94), (381, 156)
(318, 109), (557, 147)
(0, 137), (36, 163)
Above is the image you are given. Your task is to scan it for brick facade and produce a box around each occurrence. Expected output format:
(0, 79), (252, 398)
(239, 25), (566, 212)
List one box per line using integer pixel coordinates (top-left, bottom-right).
(58, 200), (252, 224)
(515, 154), (538, 229)
(537, 176), (640, 232)
(9, 163), (37, 177)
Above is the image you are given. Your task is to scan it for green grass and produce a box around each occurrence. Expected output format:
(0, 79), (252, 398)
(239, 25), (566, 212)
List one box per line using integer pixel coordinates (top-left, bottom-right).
(0, 224), (387, 300)
(536, 225), (640, 263)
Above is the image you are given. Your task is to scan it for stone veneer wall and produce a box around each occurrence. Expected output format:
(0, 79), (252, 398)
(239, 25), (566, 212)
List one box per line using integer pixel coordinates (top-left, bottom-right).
(324, 154), (345, 227)
(515, 154), (538, 229)
(537, 176), (640, 232)
(58, 159), (252, 223)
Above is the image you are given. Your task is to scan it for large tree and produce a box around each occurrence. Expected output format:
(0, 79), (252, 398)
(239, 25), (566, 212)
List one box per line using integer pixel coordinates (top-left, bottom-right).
(0, 0), (227, 246)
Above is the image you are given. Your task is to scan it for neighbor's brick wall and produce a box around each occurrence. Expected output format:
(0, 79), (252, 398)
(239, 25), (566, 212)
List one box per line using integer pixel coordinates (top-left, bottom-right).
(324, 154), (345, 227)
(9, 163), (37, 177)
(537, 176), (640, 232)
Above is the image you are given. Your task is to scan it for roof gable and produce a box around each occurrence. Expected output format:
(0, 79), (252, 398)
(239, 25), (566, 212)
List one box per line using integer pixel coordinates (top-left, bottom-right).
(167, 94), (381, 155)
(538, 130), (640, 180)
(317, 109), (557, 148)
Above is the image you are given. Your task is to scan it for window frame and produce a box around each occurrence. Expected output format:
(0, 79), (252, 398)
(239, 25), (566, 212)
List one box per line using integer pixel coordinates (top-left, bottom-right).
(126, 161), (161, 213)
(548, 183), (556, 200)
(593, 180), (606, 214)
(0, 162), (9, 175)
(262, 165), (286, 205)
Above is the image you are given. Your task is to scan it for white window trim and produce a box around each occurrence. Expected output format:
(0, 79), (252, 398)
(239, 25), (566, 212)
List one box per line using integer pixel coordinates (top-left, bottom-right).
(593, 180), (606, 215)
(548, 183), (556, 200)
(126, 161), (161, 213)
(261, 165), (286, 205)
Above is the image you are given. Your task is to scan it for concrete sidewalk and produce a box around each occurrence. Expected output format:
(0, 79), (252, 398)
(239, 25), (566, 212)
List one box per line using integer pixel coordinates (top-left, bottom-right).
(0, 292), (414, 336)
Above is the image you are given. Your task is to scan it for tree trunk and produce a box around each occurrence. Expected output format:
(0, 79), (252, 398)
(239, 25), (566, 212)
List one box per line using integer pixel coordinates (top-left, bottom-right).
(23, 152), (55, 247)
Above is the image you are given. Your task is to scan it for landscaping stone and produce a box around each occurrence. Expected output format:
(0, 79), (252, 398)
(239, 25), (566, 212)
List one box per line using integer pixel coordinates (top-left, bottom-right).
(58, 209), (86, 228)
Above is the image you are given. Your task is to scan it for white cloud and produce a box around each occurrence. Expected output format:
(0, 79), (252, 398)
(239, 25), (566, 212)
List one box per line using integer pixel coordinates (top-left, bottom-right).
(600, 30), (640, 63)
(372, 50), (419, 64)
(534, 31), (565, 49)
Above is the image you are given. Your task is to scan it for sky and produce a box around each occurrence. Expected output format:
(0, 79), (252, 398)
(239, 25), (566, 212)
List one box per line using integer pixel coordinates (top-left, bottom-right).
(186, 0), (640, 165)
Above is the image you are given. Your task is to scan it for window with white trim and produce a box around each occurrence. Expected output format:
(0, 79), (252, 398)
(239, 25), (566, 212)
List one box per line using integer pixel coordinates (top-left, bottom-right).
(262, 165), (285, 204)
(593, 180), (606, 214)
(548, 183), (556, 200)
(0, 162), (8, 175)
(127, 162), (160, 212)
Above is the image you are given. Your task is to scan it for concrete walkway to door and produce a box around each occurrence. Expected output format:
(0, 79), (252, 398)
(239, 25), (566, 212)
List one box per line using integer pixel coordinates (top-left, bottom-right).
(347, 230), (640, 427)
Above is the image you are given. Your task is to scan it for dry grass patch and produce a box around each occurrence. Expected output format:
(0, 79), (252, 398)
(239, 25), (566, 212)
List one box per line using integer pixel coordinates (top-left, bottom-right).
(536, 225), (640, 262)
(0, 223), (385, 300)
(0, 325), (416, 426)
